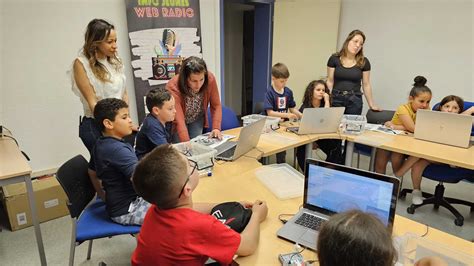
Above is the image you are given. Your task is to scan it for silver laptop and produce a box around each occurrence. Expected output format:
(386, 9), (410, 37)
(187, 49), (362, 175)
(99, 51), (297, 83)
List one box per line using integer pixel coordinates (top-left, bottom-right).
(215, 118), (266, 161)
(287, 107), (345, 135)
(414, 109), (473, 148)
(277, 159), (400, 250)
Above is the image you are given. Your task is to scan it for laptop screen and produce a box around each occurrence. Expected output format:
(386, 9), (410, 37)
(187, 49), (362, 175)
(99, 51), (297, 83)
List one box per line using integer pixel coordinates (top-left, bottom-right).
(305, 162), (398, 226)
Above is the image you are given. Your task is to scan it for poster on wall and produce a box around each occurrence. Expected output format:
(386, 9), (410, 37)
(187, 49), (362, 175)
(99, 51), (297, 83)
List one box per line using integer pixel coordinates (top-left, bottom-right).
(125, 0), (202, 123)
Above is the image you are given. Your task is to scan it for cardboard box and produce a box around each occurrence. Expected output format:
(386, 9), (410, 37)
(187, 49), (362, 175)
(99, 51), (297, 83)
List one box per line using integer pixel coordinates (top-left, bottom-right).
(1, 176), (69, 231)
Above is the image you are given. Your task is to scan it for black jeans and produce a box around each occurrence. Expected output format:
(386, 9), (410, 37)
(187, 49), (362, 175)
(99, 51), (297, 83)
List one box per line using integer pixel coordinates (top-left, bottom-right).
(331, 91), (363, 115)
(296, 139), (343, 170)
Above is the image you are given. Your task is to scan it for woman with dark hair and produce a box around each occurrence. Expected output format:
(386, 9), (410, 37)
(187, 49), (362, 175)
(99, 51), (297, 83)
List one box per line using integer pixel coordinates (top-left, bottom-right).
(327, 29), (380, 115)
(295, 80), (343, 170)
(166, 56), (222, 142)
(70, 19), (131, 200)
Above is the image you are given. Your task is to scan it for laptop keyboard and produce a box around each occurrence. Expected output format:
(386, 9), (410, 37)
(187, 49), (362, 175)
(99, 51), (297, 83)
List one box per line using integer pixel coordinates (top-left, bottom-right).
(217, 145), (236, 159)
(295, 213), (325, 230)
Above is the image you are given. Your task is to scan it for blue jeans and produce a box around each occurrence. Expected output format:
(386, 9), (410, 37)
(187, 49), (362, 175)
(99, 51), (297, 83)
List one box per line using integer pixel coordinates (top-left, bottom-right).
(173, 115), (204, 142)
(79, 117), (102, 153)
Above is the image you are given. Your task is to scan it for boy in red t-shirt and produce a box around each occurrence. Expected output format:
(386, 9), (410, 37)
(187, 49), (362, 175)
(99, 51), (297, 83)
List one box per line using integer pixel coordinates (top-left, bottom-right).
(131, 145), (268, 265)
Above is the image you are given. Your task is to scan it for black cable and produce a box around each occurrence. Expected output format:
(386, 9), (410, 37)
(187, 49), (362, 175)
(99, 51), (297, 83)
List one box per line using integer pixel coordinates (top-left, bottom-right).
(421, 224), (429, 237)
(278, 213), (295, 224)
(1, 134), (19, 146)
(2, 126), (12, 133)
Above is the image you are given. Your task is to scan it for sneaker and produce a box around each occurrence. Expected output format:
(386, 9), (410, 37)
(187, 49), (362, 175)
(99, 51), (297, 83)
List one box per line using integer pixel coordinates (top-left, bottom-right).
(412, 189), (423, 205)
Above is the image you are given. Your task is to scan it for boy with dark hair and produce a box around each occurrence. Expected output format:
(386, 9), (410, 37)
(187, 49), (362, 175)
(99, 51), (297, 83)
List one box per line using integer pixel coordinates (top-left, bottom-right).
(135, 87), (176, 159)
(264, 62), (302, 163)
(131, 144), (268, 265)
(92, 98), (150, 225)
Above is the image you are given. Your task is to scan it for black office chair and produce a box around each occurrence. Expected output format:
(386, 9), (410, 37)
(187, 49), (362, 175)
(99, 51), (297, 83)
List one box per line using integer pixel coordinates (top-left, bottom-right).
(354, 109), (395, 170)
(254, 101), (264, 115)
(56, 155), (140, 266)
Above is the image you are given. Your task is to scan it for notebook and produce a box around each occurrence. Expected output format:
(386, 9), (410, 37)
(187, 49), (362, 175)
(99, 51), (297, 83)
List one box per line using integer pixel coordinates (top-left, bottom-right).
(286, 107), (345, 135)
(215, 118), (266, 161)
(414, 109), (473, 148)
(276, 159), (400, 250)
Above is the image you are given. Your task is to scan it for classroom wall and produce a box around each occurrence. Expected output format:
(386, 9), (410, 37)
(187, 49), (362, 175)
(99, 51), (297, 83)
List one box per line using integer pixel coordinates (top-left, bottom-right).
(0, 0), (220, 174)
(272, 0), (341, 105)
(338, 0), (473, 113)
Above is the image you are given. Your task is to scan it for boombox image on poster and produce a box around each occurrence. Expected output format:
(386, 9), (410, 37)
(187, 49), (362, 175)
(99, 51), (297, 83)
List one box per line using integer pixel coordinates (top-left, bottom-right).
(151, 55), (183, 80)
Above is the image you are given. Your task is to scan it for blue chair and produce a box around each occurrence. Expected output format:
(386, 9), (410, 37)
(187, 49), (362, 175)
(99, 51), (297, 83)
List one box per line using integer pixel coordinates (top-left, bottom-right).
(353, 109), (395, 170)
(406, 165), (474, 226)
(204, 106), (240, 133)
(56, 155), (141, 266)
(404, 101), (474, 226)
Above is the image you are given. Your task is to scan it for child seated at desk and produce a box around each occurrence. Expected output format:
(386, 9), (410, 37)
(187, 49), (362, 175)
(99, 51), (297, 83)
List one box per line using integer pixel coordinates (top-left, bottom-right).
(295, 80), (343, 170)
(375, 76), (432, 178)
(402, 95), (471, 204)
(264, 62), (302, 163)
(131, 144), (268, 265)
(92, 98), (151, 225)
(317, 210), (447, 266)
(135, 87), (176, 159)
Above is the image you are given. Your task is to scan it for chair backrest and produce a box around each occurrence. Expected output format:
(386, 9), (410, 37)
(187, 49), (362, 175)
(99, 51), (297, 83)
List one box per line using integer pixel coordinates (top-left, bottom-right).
(254, 101), (264, 115)
(432, 101), (474, 136)
(56, 155), (96, 219)
(366, 109), (395, 124)
(205, 106), (240, 132)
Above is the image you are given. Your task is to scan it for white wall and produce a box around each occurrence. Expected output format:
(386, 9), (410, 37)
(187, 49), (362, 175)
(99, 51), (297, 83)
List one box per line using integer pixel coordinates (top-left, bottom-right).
(1, 0), (220, 174)
(273, 0), (341, 105)
(338, 0), (473, 112)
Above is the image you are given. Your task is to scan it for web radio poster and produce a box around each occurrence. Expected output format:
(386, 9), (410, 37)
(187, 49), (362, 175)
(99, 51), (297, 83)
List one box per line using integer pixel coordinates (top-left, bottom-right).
(125, 0), (202, 122)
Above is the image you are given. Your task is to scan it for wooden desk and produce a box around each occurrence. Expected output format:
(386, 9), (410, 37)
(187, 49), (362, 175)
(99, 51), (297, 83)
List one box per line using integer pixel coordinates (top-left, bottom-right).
(195, 159), (474, 265)
(344, 131), (474, 170)
(0, 137), (46, 265)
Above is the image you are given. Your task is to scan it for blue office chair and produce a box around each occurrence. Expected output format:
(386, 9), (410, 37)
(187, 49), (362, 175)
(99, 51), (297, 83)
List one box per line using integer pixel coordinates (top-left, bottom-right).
(204, 105), (240, 133)
(353, 109), (395, 170)
(406, 165), (474, 226)
(403, 101), (474, 226)
(56, 155), (141, 266)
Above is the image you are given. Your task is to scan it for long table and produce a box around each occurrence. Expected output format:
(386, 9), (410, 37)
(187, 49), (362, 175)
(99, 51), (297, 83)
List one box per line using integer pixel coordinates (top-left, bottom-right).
(223, 125), (474, 170)
(0, 137), (46, 265)
(194, 157), (474, 265)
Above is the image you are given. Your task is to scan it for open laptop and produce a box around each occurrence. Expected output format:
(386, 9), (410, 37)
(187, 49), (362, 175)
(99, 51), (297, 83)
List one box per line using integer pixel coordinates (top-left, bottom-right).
(215, 118), (266, 161)
(277, 159), (400, 250)
(287, 107), (345, 135)
(414, 109), (473, 148)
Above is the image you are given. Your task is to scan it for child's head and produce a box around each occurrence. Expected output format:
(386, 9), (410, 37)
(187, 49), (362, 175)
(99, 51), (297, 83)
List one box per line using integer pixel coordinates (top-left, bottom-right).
(408, 76), (432, 112)
(178, 56), (209, 96)
(145, 87), (176, 124)
(94, 98), (132, 137)
(132, 144), (199, 209)
(302, 80), (330, 107)
(317, 210), (396, 266)
(271, 63), (290, 90)
(437, 95), (464, 114)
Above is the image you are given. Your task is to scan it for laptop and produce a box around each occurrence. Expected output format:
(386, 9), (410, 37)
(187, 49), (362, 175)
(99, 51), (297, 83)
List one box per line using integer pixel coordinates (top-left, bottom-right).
(286, 107), (345, 135)
(276, 159), (400, 250)
(414, 109), (473, 148)
(215, 118), (266, 161)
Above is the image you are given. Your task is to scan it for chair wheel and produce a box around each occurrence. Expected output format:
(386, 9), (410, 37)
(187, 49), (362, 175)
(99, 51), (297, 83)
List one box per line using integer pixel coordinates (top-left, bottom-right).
(454, 218), (464, 226)
(407, 206), (415, 214)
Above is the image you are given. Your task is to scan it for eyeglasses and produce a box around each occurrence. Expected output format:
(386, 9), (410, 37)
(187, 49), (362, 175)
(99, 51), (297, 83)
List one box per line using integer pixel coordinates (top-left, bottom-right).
(178, 159), (197, 198)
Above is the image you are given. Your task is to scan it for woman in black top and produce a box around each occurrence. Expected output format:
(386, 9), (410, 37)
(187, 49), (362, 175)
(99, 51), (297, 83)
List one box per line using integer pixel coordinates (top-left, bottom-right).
(295, 80), (343, 171)
(327, 29), (380, 115)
